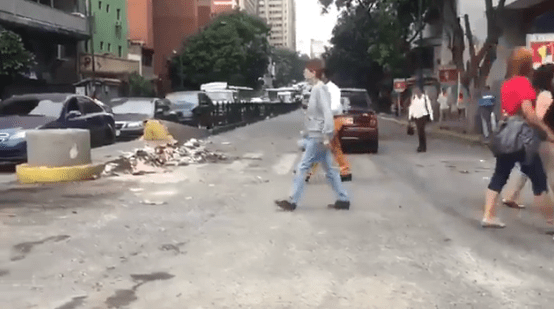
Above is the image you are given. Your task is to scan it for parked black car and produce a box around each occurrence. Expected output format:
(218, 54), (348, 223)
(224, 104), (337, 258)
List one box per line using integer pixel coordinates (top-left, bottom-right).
(165, 91), (215, 128)
(0, 93), (116, 164)
(109, 97), (172, 141)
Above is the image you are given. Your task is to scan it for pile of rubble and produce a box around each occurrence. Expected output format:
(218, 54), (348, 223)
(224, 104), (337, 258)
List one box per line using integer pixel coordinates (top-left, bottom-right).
(102, 138), (228, 177)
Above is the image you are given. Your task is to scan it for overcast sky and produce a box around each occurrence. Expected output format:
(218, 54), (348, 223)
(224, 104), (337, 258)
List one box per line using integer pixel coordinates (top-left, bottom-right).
(295, 0), (340, 55)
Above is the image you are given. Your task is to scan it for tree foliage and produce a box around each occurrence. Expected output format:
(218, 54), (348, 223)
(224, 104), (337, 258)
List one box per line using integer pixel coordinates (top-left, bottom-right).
(0, 30), (35, 77)
(171, 11), (271, 90)
(320, 0), (437, 69)
(128, 72), (156, 97)
(442, 0), (507, 89)
(271, 48), (309, 88)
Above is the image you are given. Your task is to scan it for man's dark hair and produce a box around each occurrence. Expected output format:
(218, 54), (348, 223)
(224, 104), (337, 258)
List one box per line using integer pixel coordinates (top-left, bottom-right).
(533, 63), (554, 93)
(323, 67), (333, 79)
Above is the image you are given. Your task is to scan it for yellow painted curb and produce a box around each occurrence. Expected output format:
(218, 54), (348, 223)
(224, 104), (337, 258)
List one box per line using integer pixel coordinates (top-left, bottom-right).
(15, 163), (105, 184)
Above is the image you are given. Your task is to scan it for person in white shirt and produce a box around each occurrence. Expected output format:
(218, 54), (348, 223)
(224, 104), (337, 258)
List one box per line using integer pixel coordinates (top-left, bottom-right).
(437, 88), (449, 122)
(306, 68), (352, 182)
(409, 86), (434, 153)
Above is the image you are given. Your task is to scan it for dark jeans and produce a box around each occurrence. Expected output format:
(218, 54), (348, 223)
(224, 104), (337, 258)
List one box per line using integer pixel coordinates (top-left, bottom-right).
(479, 105), (494, 138)
(415, 116), (428, 151)
(488, 150), (548, 196)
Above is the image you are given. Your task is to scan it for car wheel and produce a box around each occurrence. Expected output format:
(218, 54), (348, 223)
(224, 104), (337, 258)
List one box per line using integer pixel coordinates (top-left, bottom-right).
(104, 124), (116, 145)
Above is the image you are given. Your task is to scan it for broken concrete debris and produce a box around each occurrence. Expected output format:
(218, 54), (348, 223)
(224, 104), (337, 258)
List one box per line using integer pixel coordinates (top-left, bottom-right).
(102, 138), (228, 177)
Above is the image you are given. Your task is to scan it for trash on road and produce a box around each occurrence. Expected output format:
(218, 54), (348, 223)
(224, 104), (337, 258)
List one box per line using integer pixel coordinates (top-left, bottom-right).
(102, 138), (228, 177)
(141, 200), (167, 205)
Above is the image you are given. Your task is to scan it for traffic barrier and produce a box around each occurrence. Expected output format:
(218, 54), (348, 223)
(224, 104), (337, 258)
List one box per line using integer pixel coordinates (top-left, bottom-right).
(16, 129), (104, 184)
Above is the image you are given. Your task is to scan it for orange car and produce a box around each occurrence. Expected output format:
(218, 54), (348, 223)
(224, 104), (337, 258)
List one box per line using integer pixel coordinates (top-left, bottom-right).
(337, 88), (379, 153)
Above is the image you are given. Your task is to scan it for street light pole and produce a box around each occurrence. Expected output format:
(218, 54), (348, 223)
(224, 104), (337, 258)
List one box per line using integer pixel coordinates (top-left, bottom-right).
(418, 0), (424, 90)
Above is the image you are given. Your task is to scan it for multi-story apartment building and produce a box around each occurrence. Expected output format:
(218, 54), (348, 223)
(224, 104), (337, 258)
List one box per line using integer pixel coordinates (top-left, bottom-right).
(238, 0), (258, 15)
(0, 0), (90, 97)
(77, 0), (140, 101)
(153, 0), (199, 95)
(258, 0), (296, 50)
(127, 0), (155, 80)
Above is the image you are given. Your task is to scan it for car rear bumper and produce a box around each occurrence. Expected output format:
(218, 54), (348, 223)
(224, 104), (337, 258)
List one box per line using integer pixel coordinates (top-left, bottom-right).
(339, 126), (378, 143)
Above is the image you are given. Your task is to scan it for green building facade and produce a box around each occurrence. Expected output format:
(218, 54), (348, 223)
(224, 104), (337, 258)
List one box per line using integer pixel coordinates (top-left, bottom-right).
(88, 0), (128, 58)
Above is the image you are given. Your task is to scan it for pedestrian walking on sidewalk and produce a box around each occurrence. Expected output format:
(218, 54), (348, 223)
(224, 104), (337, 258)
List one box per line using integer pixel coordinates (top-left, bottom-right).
(305, 68), (352, 183)
(275, 59), (350, 211)
(409, 86), (434, 153)
(457, 91), (466, 120)
(482, 48), (554, 228)
(438, 88), (449, 122)
(501, 63), (554, 209)
(478, 86), (497, 139)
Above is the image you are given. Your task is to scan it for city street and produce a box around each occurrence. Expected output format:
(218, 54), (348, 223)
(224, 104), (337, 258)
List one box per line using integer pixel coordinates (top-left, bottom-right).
(1, 111), (554, 308)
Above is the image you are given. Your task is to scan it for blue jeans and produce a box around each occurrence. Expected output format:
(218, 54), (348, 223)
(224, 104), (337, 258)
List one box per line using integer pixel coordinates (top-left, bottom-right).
(290, 137), (349, 205)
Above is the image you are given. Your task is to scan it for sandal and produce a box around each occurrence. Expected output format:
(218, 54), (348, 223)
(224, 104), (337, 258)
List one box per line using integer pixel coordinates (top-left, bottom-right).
(481, 218), (506, 228)
(502, 199), (526, 209)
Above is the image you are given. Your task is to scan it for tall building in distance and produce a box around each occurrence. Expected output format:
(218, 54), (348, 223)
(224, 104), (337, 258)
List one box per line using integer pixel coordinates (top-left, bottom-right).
(238, 0), (258, 15)
(310, 39), (326, 59)
(258, 0), (296, 50)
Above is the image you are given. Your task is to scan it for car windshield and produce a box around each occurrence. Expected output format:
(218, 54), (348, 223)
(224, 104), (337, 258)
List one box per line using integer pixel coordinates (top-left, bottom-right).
(1, 98), (66, 118)
(342, 91), (373, 110)
(111, 99), (154, 115)
(206, 91), (234, 102)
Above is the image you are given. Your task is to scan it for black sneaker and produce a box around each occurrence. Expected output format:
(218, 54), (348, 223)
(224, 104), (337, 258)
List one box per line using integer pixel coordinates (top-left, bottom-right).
(328, 200), (350, 210)
(275, 200), (297, 211)
(305, 175), (311, 182)
(340, 174), (352, 182)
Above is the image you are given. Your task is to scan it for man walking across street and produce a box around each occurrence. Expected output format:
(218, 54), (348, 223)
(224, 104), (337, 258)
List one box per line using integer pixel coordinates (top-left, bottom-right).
(275, 59), (350, 211)
(306, 68), (352, 182)
(478, 85), (497, 139)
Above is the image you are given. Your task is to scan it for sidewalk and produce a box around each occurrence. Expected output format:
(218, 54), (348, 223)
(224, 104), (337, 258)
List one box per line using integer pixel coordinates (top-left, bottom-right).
(379, 113), (483, 144)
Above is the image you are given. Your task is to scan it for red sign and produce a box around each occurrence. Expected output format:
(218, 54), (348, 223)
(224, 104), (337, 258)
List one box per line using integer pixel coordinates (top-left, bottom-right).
(438, 68), (458, 84)
(528, 34), (554, 69)
(393, 79), (406, 93)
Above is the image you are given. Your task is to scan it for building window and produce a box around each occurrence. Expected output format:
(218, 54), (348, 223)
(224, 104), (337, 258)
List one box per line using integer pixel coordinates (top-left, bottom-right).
(117, 9), (121, 20)
(106, 4), (110, 12)
(98, 1), (102, 9)
(100, 41), (104, 50)
(108, 43), (111, 52)
(118, 46), (122, 57)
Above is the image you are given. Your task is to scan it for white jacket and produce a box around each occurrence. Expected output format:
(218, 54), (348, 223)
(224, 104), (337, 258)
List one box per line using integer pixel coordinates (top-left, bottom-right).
(409, 94), (434, 121)
(326, 81), (342, 115)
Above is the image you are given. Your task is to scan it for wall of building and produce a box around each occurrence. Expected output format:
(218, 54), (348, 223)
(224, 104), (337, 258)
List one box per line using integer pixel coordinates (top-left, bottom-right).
(153, 0), (199, 94)
(198, 0), (213, 28)
(258, 0), (296, 50)
(127, 0), (153, 49)
(89, 0), (129, 58)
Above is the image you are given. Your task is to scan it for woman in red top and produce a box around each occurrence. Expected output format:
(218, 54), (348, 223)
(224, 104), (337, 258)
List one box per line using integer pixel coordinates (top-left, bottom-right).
(483, 47), (554, 228)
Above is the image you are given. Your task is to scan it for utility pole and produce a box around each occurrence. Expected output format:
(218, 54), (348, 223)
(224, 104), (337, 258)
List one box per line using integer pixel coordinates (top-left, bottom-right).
(418, 0), (424, 90)
(87, 0), (96, 96)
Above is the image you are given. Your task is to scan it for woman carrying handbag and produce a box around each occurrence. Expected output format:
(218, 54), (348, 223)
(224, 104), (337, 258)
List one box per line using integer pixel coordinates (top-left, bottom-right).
(408, 86), (434, 153)
(482, 48), (554, 228)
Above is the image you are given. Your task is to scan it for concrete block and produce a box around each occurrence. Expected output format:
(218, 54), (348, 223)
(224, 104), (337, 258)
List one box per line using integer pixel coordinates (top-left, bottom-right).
(26, 129), (91, 167)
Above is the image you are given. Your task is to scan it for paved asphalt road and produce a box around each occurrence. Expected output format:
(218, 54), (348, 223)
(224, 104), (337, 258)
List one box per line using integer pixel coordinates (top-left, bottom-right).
(1, 111), (553, 309)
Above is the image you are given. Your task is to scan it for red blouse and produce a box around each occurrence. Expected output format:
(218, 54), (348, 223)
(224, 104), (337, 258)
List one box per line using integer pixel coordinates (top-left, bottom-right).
(501, 77), (537, 116)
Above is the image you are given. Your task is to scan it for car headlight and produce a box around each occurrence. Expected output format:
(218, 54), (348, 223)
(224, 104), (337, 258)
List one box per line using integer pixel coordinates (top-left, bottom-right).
(126, 121), (143, 129)
(9, 130), (26, 140)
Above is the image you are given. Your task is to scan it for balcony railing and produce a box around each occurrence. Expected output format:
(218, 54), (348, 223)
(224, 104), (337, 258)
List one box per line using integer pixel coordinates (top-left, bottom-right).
(0, 0), (88, 38)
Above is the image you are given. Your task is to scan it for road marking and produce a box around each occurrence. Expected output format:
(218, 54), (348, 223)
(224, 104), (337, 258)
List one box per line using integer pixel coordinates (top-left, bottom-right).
(272, 153), (298, 175)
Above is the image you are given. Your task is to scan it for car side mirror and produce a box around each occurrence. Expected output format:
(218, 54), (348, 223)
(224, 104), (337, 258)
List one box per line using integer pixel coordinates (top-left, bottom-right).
(66, 110), (82, 119)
